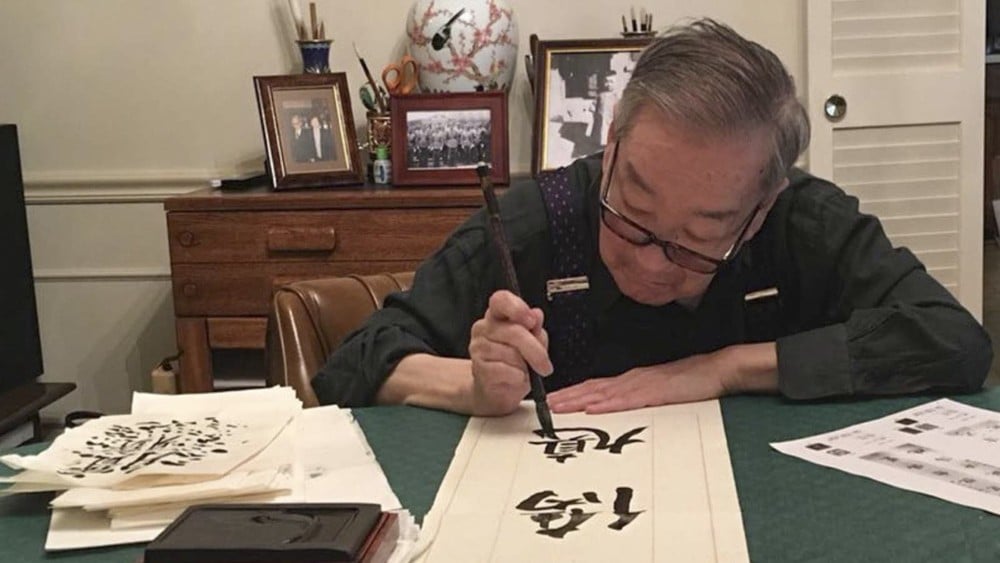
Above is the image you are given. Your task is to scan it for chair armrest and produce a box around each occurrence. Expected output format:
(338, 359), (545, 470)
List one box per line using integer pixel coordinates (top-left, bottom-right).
(266, 272), (414, 407)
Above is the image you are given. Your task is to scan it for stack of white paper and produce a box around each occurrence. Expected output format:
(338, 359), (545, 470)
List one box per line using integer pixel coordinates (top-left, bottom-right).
(0, 387), (408, 553)
(772, 398), (1000, 516)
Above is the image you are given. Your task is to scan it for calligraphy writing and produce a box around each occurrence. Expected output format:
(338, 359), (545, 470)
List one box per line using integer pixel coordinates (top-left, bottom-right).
(58, 417), (244, 479)
(516, 487), (643, 538)
(529, 426), (647, 463)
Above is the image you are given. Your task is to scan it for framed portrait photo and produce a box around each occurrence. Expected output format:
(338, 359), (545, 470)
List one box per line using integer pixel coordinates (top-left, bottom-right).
(531, 38), (651, 176)
(390, 91), (509, 186)
(254, 73), (363, 189)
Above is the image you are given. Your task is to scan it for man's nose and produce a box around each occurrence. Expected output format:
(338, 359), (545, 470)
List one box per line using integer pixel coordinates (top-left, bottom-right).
(636, 244), (685, 278)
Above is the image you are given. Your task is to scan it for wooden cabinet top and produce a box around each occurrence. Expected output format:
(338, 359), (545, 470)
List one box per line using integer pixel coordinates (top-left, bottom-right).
(164, 183), (514, 212)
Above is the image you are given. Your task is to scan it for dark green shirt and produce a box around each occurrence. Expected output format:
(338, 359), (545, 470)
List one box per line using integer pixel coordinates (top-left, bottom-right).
(313, 158), (991, 406)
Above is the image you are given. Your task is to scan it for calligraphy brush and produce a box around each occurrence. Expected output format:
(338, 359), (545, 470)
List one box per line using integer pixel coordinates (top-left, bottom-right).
(351, 42), (388, 113)
(476, 163), (557, 439)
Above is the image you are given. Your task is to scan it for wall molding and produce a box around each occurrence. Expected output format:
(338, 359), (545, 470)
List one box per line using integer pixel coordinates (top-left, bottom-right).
(34, 267), (173, 282)
(23, 170), (228, 204)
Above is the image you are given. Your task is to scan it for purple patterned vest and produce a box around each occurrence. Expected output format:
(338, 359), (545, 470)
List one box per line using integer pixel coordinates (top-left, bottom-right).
(537, 166), (596, 388)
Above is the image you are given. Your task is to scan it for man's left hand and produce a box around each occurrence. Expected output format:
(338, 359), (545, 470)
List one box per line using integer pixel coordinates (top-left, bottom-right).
(546, 343), (779, 414)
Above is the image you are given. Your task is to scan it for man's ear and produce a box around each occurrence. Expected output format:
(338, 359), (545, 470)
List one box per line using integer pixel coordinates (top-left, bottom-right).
(745, 177), (790, 241)
(768, 177), (790, 202)
(602, 121), (618, 170)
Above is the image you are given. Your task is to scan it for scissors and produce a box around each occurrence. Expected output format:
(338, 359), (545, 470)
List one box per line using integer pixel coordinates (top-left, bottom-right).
(380, 53), (419, 95)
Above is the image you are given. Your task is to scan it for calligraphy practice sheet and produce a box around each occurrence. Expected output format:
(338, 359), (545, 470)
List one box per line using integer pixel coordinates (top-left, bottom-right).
(0, 387), (412, 552)
(414, 400), (748, 563)
(1, 411), (292, 488)
(772, 399), (1000, 515)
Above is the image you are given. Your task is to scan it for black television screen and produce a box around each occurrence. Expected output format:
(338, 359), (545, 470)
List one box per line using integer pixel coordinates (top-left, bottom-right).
(0, 124), (44, 393)
(991, 0), (1000, 38)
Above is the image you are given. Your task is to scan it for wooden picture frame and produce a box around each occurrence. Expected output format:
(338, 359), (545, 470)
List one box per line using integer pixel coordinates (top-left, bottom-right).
(254, 73), (363, 190)
(391, 91), (509, 186)
(531, 38), (651, 176)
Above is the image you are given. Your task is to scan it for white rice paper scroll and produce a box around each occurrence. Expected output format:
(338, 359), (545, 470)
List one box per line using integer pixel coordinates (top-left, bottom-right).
(413, 400), (748, 563)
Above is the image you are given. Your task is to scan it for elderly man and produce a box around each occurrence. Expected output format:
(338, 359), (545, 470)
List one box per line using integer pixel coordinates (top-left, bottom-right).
(312, 19), (991, 415)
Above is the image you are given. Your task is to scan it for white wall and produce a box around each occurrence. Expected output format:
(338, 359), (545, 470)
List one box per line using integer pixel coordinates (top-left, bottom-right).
(0, 0), (804, 420)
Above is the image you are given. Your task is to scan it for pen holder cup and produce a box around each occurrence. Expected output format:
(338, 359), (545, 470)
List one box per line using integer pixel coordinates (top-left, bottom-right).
(367, 112), (392, 156)
(365, 112), (391, 183)
(297, 39), (333, 74)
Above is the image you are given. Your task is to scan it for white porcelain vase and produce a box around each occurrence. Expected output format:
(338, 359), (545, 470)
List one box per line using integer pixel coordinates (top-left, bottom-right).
(406, 0), (519, 92)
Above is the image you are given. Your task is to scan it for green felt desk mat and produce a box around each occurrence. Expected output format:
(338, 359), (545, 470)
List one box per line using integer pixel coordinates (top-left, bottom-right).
(722, 389), (1000, 562)
(4, 391), (1000, 562)
(357, 391), (1000, 562)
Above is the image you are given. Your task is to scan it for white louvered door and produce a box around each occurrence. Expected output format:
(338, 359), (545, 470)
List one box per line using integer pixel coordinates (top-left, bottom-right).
(806, 0), (985, 318)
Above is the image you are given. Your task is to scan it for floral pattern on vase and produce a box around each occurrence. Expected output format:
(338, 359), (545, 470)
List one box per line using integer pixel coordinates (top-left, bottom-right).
(406, 0), (519, 92)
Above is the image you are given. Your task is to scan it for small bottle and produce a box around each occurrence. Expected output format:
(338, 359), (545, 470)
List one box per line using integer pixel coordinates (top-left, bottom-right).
(372, 146), (392, 185)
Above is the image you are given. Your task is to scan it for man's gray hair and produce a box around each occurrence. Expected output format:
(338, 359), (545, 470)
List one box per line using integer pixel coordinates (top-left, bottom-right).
(614, 18), (810, 191)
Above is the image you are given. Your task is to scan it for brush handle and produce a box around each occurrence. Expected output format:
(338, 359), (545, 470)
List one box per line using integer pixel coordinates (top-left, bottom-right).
(478, 165), (556, 438)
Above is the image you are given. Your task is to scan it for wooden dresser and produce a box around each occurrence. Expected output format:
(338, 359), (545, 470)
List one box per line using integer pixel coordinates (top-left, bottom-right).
(164, 184), (487, 393)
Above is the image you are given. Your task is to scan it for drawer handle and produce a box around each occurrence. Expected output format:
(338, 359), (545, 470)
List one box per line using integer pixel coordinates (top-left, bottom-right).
(178, 231), (197, 247)
(267, 227), (337, 252)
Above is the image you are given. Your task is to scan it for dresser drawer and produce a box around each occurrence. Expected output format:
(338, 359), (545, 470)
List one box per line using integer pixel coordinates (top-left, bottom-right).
(167, 208), (475, 264)
(171, 261), (421, 316)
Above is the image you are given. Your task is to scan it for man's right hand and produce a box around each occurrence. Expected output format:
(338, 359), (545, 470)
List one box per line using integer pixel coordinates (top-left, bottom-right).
(467, 290), (553, 415)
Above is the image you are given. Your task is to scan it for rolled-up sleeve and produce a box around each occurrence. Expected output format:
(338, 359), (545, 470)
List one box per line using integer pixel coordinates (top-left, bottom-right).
(774, 181), (992, 399)
(310, 178), (553, 407)
(311, 221), (493, 406)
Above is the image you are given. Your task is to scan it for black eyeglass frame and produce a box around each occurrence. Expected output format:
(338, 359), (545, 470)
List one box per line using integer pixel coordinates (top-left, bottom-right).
(598, 141), (760, 274)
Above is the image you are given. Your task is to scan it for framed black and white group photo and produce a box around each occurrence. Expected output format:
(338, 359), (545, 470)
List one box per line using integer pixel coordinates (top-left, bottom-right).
(391, 91), (509, 186)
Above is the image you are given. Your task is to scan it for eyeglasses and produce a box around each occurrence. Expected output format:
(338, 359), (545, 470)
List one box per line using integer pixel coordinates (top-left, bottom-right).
(599, 141), (759, 275)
